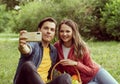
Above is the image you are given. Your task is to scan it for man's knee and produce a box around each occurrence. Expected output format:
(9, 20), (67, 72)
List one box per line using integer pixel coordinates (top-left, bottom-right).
(21, 61), (36, 73)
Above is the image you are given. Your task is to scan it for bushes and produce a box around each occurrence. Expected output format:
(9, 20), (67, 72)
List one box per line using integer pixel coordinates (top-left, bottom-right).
(0, 0), (120, 41)
(12, 0), (97, 33)
(12, 1), (58, 32)
(0, 5), (10, 32)
(100, 0), (120, 41)
(0, 5), (16, 33)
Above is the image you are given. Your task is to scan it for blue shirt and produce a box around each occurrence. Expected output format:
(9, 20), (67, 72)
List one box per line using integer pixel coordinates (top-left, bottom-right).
(14, 42), (57, 83)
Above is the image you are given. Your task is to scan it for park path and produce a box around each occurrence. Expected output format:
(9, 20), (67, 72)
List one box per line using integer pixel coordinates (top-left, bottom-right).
(0, 33), (19, 41)
(0, 38), (18, 41)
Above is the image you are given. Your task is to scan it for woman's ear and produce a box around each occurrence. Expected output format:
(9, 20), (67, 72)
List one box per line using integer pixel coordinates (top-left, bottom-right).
(38, 28), (41, 31)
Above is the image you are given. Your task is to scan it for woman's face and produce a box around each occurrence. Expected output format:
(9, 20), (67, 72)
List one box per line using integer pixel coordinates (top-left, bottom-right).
(59, 24), (73, 43)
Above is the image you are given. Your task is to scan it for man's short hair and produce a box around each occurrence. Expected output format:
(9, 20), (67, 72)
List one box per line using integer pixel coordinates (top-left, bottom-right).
(38, 17), (57, 29)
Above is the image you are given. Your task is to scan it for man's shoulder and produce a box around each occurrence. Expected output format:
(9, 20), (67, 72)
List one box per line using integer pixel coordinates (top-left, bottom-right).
(50, 43), (56, 50)
(28, 42), (41, 48)
(28, 42), (40, 45)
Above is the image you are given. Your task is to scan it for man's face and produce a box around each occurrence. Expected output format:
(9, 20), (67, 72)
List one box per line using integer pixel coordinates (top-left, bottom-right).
(38, 21), (56, 42)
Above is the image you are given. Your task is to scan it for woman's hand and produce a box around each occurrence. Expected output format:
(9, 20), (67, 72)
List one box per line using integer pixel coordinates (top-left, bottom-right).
(60, 59), (77, 66)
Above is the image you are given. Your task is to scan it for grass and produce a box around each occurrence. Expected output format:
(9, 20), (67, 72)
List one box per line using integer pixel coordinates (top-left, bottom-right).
(88, 41), (120, 82)
(0, 40), (19, 84)
(0, 36), (119, 83)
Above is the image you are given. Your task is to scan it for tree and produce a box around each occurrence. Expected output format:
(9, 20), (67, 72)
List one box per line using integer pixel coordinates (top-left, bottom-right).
(1, 0), (19, 10)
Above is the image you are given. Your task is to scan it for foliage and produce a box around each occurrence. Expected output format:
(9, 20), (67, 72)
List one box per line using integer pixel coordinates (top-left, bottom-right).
(12, 0), (101, 33)
(0, 5), (6, 32)
(0, 0), (120, 41)
(100, 0), (120, 41)
(0, 5), (15, 33)
(82, 0), (109, 41)
(0, 0), (19, 10)
(12, 1), (58, 32)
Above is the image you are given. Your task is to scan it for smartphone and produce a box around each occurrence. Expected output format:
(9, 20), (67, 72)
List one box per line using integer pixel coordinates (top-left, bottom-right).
(23, 32), (42, 42)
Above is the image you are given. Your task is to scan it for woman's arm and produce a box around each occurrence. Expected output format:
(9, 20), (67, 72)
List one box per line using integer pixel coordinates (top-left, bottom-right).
(76, 52), (100, 76)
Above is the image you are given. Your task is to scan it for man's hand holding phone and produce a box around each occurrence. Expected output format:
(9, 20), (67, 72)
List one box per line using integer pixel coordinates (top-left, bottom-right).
(18, 30), (42, 55)
(22, 32), (42, 42)
(19, 30), (28, 48)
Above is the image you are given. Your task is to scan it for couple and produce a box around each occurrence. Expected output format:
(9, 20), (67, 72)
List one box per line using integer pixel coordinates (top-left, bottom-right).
(13, 17), (118, 84)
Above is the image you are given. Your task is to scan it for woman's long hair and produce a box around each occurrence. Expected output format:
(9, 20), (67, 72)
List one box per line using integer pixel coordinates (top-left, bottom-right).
(58, 19), (88, 58)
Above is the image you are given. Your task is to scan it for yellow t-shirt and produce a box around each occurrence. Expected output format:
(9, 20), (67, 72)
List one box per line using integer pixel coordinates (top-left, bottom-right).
(37, 47), (51, 83)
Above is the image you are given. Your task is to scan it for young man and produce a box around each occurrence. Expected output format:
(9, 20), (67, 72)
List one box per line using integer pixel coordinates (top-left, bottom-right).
(13, 17), (71, 84)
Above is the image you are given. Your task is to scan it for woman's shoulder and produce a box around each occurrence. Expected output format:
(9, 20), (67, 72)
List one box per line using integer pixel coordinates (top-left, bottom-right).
(54, 41), (60, 47)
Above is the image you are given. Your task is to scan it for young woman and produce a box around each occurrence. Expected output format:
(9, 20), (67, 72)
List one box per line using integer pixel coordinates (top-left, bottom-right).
(54, 19), (118, 84)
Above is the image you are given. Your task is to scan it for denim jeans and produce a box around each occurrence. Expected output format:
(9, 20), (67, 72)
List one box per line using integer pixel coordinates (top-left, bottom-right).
(88, 68), (118, 84)
(14, 61), (71, 84)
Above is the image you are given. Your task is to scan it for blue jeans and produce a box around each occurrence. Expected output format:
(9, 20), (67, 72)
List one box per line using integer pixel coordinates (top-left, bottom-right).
(88, 68), (118, 84)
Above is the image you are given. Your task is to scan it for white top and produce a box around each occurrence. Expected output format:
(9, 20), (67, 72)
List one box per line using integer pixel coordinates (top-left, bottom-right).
(62, 45), (70, 59)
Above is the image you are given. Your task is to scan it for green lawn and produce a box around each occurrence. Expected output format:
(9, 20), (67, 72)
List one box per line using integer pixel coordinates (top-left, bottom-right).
(0, 39), (119, 84)
(88, 41), (120, 82)
(0, 40), (19, 84)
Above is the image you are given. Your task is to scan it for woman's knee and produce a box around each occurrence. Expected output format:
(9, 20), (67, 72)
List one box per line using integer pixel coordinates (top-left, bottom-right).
(61, 73), (71, 79)
(59, 73), (72, 84)
(96, 68), (118, 84)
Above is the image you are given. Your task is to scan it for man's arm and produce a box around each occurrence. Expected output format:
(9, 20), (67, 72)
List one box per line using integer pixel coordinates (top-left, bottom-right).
(18, 44), (30, 55)
(18, 30), (30, 55)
